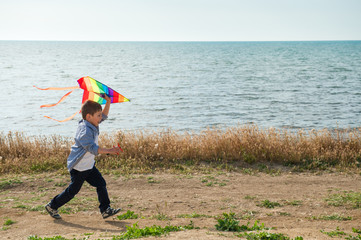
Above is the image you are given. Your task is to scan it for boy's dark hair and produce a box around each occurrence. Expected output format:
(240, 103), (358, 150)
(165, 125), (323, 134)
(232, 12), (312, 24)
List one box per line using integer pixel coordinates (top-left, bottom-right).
(81, 100), (102, 119)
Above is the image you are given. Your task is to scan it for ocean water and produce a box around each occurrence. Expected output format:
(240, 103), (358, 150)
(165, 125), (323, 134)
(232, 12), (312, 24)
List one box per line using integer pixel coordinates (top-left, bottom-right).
(1, 41), (361, 137)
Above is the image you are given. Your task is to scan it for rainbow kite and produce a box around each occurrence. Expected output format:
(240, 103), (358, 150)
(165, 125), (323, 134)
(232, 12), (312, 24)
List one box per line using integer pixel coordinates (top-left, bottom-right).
(34, 76), (130, 122)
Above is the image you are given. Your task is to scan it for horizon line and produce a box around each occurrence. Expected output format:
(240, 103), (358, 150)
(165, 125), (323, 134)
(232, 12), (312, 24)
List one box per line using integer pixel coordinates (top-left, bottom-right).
(1, 39), (361, 43)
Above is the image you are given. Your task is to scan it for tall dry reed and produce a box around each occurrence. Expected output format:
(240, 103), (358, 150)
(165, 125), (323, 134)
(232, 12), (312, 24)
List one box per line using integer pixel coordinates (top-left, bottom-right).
(1, 125), (361, 174)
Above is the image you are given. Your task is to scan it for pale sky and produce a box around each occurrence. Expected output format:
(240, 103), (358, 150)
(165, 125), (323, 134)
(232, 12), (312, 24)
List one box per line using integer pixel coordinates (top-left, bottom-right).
(0, 0), (360, 41)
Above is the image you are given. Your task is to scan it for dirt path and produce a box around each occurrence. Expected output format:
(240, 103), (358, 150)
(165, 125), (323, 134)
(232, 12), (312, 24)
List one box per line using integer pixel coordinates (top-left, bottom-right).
(1, 171), (361, 239)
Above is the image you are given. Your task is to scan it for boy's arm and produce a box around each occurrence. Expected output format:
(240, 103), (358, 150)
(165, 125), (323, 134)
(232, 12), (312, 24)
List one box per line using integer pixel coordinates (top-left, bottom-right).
(102, 94), (111, 116)
(98, 147), (122, 155)
(98, 94), (120, 154)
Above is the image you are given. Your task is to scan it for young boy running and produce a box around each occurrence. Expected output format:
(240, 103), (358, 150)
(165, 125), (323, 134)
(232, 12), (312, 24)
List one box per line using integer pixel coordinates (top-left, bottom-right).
(45, 95), (122, 219)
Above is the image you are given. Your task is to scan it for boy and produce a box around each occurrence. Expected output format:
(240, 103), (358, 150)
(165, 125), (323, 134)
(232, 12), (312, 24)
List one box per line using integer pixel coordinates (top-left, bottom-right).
(45, 95), (122, 219)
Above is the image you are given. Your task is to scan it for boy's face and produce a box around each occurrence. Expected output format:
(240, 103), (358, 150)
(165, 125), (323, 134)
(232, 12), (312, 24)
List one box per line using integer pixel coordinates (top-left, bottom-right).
(86, 110), (102, 127)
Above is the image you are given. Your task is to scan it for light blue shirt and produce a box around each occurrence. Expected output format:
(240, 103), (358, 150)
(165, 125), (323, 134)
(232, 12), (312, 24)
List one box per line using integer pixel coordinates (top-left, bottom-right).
(67, 113), (108, 171)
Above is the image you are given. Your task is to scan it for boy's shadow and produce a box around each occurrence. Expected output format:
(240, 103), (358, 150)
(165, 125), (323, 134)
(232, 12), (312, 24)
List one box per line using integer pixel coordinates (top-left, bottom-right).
(54, 219), (129, 233)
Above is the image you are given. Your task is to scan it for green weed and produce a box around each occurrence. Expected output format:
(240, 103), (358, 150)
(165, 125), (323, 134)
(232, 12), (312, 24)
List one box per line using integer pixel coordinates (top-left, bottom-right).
(200, 175), (227, 187)
(320, 227), (347, 238)
(279, 212), (291, 216)
(176, 212), (213, 218)
(345, 228), (361, 240)
(112, 221), (195, 240)
(258, 199), (281, 208)
(311, 214), (352, 221)
(28, 222), (195, 240)
(152, 213), (171, 221)
(147, 176), (159, 184)
(325, 191), (361, 209)
(0, 178), (22, 190)
(215, 212), (269, 232)
(240, 220), (270, 231)
(12, 204), (43, 212)
(3, 219), (15, 226)
(245, 195), (257, 200)
(346, 235), (361, 240)
(54, 182), (67, 187)
(237, 231), (303, 240)
(215, 212), (241, 231)
(117, 210), (139, 220)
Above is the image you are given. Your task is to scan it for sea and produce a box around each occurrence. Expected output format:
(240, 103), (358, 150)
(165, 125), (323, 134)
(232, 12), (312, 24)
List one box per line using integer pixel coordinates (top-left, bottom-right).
(0, 41), (361, 137)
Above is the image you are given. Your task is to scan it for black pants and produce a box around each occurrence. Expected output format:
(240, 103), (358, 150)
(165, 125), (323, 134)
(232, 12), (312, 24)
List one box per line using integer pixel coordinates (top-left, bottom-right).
(50, 166), (110, 213)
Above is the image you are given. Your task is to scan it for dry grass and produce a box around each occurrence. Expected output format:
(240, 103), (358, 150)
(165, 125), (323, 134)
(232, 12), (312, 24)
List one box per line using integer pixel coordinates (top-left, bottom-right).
(1, 125), (361, 174)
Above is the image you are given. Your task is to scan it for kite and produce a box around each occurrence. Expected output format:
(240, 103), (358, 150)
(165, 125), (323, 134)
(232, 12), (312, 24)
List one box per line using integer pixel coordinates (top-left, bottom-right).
(34, 76), (130, 122)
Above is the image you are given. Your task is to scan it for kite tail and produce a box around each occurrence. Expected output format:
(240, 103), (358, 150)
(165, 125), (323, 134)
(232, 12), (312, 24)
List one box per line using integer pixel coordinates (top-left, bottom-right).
(34, 85), (80, 108)
(40, 90), (74, 108)
(34, 85), (81, 122)
(44, 110), (81, 122)
(33, 85), (79, 91)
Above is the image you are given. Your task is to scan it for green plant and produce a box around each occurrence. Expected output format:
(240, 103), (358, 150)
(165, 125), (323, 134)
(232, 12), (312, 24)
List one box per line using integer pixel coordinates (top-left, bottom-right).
(320, 227), (347, 238)
(346, 235), (361, 240)
(0, 179), (22, 189)
(176, 212), (213, 218)
(3, 219), (15, 226)
(237, 231), (303, 240)
(345, 228), (361, 240)
(2, 219), (16, 230)
(259, 199), (281, 208)
(311, 214), (352, 221)
(112, 222), (195, 240)
(245, 195), (256, 200)
(215, 212), (269, 232)
(28, 222), (195, 240)
(240, 220), (270, 231)
(147, 176), (159, 184)
(325, 191), (361, 209)
(283, 200), (302, 206)
(215, 212), (241, 231)
(117, 210), (139, 220)
(152, 213), (171, 221)
(243, 152), (257, 164)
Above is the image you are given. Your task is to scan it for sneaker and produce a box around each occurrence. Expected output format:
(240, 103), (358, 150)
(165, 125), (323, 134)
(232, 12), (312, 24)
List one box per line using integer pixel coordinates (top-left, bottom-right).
(102, 207), (121, 219)
(45, 203), (61, 219)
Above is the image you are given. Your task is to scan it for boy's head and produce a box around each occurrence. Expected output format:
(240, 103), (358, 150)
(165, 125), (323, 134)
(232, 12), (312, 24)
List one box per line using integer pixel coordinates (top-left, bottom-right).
(81, 100), (103, 126)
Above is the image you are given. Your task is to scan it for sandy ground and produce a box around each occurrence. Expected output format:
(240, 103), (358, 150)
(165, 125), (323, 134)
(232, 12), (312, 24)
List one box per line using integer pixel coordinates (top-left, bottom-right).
(1, 170), (361, 239)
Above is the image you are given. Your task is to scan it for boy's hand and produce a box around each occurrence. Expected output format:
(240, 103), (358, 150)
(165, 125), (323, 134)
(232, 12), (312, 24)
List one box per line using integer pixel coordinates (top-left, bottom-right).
(111, 146), (122, 155)
(102, 94), (111, 116)
(103, 94), (111, 103)
(98, 146), (123, 155)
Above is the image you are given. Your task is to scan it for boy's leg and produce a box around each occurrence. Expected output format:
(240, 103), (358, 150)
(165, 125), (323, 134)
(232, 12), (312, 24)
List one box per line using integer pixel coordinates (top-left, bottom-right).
(85, 166), (111, 213)
(50, 169), (87, 210)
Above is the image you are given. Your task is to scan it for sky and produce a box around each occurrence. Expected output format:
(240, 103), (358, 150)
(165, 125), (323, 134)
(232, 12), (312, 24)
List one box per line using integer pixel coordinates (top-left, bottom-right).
(0, 0), (360, 41)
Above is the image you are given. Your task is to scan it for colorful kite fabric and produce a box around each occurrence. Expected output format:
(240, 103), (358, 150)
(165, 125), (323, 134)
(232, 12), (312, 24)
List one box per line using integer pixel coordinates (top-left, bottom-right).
(78, 76), (129, 105)
(34, 76), (129, 122)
